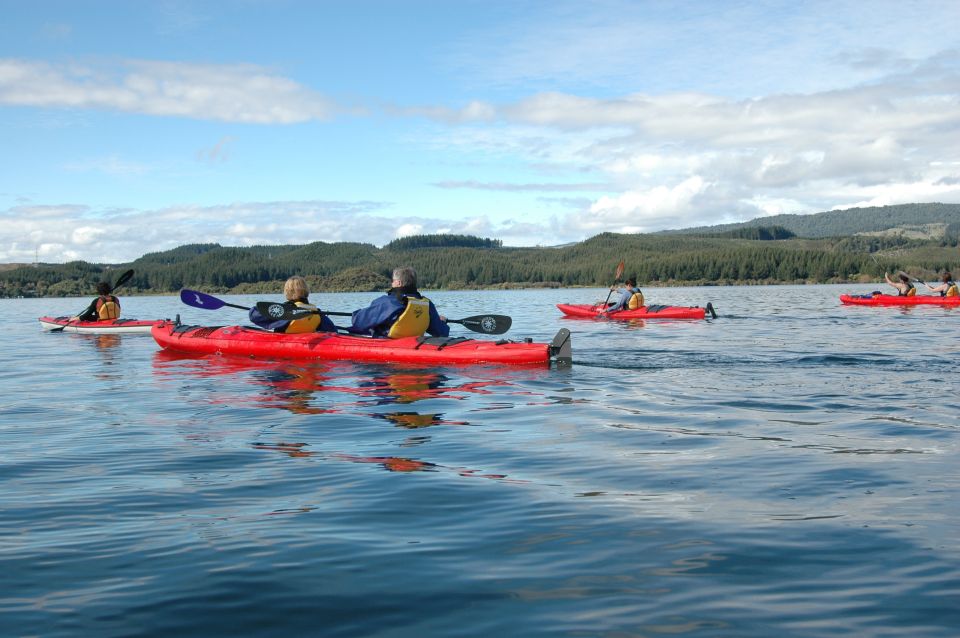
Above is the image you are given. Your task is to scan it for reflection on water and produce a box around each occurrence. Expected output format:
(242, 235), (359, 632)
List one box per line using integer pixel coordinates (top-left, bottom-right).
(6, 287), (960, 638)
(152, 350), (511, 423)
(152, 350), (536, 482)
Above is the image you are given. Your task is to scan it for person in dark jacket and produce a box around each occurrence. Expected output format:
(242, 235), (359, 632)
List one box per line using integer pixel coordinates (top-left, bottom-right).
(350, 267), (448, 338)
(73, 282), (120, 321)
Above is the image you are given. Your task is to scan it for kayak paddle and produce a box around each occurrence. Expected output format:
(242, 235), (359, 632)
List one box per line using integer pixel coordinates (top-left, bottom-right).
(180, 288), (254, 311)
(254, 301), (513, 335)
(51, 268), (135, 332)
(180, 290), (513, 335)
(602, 259), (625, 307)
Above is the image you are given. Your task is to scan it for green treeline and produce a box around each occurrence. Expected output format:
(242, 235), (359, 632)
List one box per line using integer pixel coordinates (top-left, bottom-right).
(384, 234), (503, 250)
(4, 229), (959, 298)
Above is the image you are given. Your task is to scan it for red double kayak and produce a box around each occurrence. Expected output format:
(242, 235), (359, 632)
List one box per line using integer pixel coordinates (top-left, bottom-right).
(151, 320), (572, 366)
(39, 316), (161, 334)
(840, 294), (960, 306)
(556, 302), (715, 320)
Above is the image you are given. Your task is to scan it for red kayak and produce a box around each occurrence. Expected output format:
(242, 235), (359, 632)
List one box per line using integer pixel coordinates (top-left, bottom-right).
(39, 316), (161, 334)
(840, 294), (960, 306)
(556, 302), (715, 320)
(151, 320), (572, 366)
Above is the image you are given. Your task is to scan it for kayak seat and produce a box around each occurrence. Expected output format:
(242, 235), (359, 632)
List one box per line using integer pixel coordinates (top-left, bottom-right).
(174, 325), (222, 338)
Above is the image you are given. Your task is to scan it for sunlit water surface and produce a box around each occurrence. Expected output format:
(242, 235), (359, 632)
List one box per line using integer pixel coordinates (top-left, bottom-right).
(2, 285), (958, 637)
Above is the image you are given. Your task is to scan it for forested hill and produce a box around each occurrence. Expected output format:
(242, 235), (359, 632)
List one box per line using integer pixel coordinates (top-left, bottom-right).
(3, 206), (960, 297)
(670, 203), (960, 238)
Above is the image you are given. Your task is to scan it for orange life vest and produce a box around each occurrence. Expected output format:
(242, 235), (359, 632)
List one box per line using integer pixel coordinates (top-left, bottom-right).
(96, 296), (120, 320)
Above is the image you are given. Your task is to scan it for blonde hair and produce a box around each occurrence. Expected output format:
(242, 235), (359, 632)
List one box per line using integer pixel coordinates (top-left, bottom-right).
(284, 276), (309, 301)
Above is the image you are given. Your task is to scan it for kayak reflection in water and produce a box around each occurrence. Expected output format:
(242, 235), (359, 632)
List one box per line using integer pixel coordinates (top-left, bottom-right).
(251, 442), (506, 479)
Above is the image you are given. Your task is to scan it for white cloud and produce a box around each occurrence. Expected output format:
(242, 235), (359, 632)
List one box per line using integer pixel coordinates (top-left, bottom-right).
(395, 223), (424, 238)
(0, 58), (336, 123)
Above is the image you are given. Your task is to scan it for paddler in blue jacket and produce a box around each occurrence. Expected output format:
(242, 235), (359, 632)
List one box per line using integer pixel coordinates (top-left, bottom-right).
(249, 275), (337, 333)
(607, 277), (645, 312)
(350, 267), (449, 338)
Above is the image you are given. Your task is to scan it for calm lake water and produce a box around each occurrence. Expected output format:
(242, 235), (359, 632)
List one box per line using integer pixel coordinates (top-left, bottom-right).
(2, 284), (959, 637)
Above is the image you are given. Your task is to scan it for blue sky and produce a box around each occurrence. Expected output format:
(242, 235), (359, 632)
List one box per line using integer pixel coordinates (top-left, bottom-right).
(2, 0), (959, 263)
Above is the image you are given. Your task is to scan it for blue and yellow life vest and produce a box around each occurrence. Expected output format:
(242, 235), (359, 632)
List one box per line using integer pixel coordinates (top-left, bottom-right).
(943, 281), (958, 297)
(284, 300), (321, 334)
(388, 296), (431, 338)
(627, 288), (645, 310)
(901, 283), (916, 297)
(96, 296), (120, 320)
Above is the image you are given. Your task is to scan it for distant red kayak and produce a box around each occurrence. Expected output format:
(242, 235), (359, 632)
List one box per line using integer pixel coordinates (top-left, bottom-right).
(39, 316), (160, 334)
(556, 302), (715, 320)
(151, 320), (572, 366)
(840, 294), (960, 306)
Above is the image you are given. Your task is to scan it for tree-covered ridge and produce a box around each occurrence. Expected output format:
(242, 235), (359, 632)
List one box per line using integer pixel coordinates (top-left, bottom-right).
(671, 203), (960, 238)
(384, 234), (503, 250)
(3, 207), (960, 298)
(692, 226), (796, 240)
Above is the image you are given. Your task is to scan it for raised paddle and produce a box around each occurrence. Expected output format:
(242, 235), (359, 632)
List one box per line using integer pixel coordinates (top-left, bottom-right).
(254, 301), (513, 335)
(51, 268), (135, 332)
(602, 259), (626, 307)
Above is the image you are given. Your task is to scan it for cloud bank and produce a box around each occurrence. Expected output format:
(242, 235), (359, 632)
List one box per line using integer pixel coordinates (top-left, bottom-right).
(0, 58), (337, 123)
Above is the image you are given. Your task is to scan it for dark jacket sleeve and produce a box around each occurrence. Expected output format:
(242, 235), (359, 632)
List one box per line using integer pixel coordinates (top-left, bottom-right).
(427, 302), (450, 337)
(317, 314), (337, 333)
(77, 298), (99, 321)
(350, 295), (402, 336)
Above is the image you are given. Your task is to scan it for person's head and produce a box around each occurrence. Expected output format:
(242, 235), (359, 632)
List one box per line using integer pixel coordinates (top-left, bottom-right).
(943, 272), (954, 283)
(899, 273), (910, 284)
(392, 267), (417, 289)
(96, 282), (111, 296)
(624, 277), (637, 288)
(284, 276), (309, 301)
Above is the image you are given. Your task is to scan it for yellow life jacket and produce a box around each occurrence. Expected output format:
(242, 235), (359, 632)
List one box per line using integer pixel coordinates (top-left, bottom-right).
(627, 290), (645, 310)
(388, 296), (431, 339)
(97, 297), (120, 320)
(284, 301), (321, 334)
(945, 283), (959, 297)
(905, 286), (916, 297)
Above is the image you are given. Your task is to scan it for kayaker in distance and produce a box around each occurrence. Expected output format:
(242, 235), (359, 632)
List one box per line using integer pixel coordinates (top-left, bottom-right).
(350, 267), (449, 338)
(249, 276), (336, 333)
(606, 277), (645, 312)
(72, 282), (121, 321)
(884, 272), (916, 296)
